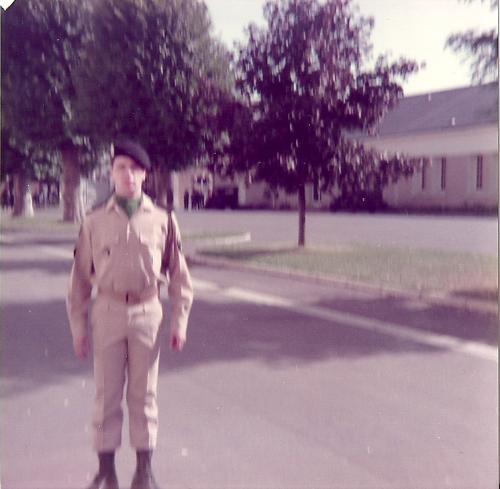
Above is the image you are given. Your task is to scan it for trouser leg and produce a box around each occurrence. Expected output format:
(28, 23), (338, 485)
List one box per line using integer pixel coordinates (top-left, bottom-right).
(92, 300), (128, 452)
(126, 299), (163, 449)
(92, 339), (127, 451)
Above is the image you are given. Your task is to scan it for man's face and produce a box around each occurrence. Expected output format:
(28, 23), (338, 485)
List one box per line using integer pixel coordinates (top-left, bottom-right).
(111, 155), (146, 199)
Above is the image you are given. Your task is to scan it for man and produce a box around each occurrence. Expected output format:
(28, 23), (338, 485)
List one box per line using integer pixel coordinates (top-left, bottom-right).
(67, 140), (193, 489)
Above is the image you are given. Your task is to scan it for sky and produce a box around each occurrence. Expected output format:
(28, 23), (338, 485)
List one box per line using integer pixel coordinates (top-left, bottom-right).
(204, 0), (498, 95)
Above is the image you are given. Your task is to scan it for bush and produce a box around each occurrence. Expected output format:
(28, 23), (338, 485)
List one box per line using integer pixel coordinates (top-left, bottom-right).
(329, 191), (388, 213)
(205, 187), (239, 209)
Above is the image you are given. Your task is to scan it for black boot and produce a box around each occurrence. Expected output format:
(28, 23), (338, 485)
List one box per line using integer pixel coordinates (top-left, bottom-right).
(86, 451), (119, 489)
(130, 450), (161, 489)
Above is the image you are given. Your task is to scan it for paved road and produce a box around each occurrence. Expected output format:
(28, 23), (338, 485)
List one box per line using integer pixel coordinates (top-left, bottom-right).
(0, 231), (498, 488)
(4, 207), (497, 254)
(176, 209), (498, 254)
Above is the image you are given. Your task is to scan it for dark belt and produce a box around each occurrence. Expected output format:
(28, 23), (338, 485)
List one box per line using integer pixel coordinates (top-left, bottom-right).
(98, 287), (158, 305)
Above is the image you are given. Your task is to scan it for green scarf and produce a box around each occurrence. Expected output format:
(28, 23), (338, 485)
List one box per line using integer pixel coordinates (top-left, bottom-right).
(115, 194), (143, 218)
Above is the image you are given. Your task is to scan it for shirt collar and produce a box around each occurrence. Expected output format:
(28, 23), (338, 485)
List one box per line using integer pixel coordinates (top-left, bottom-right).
(106, 193), (154, 213)
(139, 193), (154, 212)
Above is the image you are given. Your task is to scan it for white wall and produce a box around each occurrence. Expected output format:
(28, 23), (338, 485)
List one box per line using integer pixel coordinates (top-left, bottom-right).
(363, 124), (498, 210)
(383, 153), (498, 209)
(362, 124), (498, 157)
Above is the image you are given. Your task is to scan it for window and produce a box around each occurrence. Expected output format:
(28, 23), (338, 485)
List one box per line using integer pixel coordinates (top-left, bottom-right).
(421, 158), (428, 190)
(440, 158), (446, 190)
(476, 155), (483, 190)
(313, 177), (321, 202)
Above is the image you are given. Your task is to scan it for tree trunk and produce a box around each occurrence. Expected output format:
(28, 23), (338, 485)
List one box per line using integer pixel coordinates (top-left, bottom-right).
(154, 166), (174, 210)
(12, 172), (32, 217)
(154, 167), (166, 207)
(61, 144), (84, 223)
(298, 183), (306, 247)
(165, 169), (174, 210)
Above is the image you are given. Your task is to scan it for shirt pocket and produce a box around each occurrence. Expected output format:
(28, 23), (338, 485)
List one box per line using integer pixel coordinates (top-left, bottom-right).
(93, 234), (120, 279)
(96, 234), (120, 258)
(138, 231), (163, 275)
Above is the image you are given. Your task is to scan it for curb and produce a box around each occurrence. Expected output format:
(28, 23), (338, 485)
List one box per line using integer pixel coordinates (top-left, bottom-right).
(188, 253), (499, 315)
(2, 226), (497, 315)
(186, 232), (251, 248)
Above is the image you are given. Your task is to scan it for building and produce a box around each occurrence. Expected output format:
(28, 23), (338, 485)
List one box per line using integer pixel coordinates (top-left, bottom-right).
(176, 82), (497, 212)
(358, 82), (498, 212)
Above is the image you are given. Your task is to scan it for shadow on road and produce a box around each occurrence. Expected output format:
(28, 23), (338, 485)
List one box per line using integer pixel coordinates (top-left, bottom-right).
(0, 257), (72, 275)
(160, 296), (497, 374)
(451, 287), (498, 302)
(314, 295), (498, 346)
(1, 286), (497, 398)
(0, 299), (91, 398)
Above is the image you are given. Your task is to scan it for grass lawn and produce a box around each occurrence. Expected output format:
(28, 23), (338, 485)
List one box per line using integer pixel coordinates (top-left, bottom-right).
(199, 243), (498, 301)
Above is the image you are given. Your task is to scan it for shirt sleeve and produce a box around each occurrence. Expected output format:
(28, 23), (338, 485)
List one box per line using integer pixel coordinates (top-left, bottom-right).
(66, 218), (94, 341)
(165, 212), (193, 338)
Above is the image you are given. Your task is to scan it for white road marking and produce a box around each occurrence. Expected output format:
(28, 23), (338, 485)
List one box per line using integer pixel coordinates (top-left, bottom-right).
(200, 282), (497, 363)
(224, 287), (294, 308)
(191, 278), (219, 292)
(39, 246), (73, 260)
(40, 245), (497, 363)
(296, 302), (497, 362)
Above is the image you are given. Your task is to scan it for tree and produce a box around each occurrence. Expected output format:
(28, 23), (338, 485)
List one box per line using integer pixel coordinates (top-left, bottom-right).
(74, 0), (232, 207)
(234, 0), (418, 246)
(1, 0), (93, 221)
(1, 129), (32, 216)
(1, 127), (62, 216)
(446, 0), (498, 82)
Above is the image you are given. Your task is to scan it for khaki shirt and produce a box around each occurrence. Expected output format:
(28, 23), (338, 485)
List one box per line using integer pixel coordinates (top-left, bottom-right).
(67, 194), (193, 341)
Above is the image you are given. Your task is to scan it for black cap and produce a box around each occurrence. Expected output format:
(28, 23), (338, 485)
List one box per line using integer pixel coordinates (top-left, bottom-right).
(112, 140), (151, 170)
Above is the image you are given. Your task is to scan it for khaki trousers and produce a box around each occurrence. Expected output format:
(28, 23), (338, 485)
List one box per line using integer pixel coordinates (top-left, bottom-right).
(90, 295), (164, 451)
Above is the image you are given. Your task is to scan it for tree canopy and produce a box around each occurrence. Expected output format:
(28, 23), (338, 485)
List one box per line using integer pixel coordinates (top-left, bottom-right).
(1, 0), (90, 152)
(1, 0), (93, 219)
(2, 0), (232, 216)
(445, 0), (498, 82)
(74, 0), (233, 176)
(233, 0), (419, 245)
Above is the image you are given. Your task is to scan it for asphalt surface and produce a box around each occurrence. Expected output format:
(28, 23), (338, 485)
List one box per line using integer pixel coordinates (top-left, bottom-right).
(175, 209), (498, 255)
(0, 215), (498, 489)
(3, 207), (497, 254)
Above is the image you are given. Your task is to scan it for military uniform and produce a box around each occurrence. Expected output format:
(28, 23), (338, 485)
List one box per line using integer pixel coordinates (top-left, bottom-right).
(67, 193), (193, 452)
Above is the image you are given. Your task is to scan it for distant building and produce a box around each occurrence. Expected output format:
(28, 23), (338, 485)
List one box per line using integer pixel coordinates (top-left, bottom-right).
(188, 82), (498, 212)
(358, 82), (498, 212)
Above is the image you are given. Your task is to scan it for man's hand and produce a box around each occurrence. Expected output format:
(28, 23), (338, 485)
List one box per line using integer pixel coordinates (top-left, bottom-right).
(170, 331), (186, 352)
(73, 335), (89, 359)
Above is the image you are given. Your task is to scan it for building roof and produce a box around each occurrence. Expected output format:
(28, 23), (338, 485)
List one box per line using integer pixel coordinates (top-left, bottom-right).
(368, 82), (498, 137)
